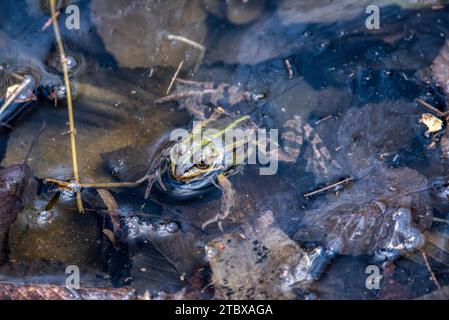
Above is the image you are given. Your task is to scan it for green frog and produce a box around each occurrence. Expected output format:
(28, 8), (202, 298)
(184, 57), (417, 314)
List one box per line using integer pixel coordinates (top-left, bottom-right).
(144, 78), (339, 230)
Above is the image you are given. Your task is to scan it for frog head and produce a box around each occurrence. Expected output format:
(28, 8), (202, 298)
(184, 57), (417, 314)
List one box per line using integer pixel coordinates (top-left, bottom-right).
(167, 115), (253, 184)
(168, 134), (225, 182)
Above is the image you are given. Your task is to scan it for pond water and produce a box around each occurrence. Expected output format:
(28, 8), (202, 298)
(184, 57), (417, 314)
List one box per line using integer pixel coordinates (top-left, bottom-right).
(1, 0), (449, 300)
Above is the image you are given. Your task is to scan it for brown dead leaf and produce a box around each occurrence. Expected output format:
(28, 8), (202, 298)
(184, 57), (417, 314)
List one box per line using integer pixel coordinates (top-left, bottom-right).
(0, 282), (135, 300)
(206, 210), (319, 299)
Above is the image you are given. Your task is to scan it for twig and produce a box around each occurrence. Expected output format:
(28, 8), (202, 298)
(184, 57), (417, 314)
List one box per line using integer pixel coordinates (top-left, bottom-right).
(45, 174), (150, 190)
(421, 251), (441, 289)
(303, 177), (353, 198)
(41, 11), (60, 31)
(284, 59), (294, 80)
(416, 99), (446, 118)
(315, 114), (332, 125)
(432, 217), (449, 225)
(166, 60), (184, 95)
(50, 0), (84, 213)
(167, 34), (205, 72)
(0, 77), (32, 115)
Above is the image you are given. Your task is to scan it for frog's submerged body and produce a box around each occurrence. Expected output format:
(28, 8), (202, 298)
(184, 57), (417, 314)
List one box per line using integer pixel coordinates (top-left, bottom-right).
(140, 78), (338, 230)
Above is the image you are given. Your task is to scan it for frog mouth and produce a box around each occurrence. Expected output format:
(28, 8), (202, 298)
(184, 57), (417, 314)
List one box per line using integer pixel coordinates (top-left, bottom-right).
(159, 167), (218, 200)
(169, 162), (220, 182)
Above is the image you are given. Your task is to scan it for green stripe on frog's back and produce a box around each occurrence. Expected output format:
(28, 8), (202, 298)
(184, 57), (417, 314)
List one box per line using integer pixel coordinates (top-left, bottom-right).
(179, 115), (252, 166)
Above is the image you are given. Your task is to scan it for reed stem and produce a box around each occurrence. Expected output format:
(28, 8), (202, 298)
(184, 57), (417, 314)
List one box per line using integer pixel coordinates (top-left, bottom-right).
(50, 0), (84, 213)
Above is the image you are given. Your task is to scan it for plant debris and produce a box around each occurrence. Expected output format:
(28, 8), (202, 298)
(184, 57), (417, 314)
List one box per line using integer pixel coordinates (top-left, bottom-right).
(420, 113), (443, 137)
(0, 282), (136, 300)
(206, 210), (325, 299)
(294, 165), (432, 257)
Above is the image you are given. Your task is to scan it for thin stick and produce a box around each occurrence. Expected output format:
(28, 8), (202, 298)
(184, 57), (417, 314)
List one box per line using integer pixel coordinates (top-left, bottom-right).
(45, 174), (150, 190)
(41, 10), (60, 31)
(432, 217), (449, 225)
(421, 251), (441, 289)
(0, 77), (32, 115)
(315, 114), (332, 125)
(167, 34), (205, 72)
(416, 99), (445, 117)
(303, 177), (353, 198)
(284, 59), (294, 80)
(166, 60), (184, 95)
(50, 0), (84, 213)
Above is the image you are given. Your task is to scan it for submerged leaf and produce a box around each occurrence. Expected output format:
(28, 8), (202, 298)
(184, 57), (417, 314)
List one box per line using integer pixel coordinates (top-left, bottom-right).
(206, 210), (323, 299)
(90, 0), (207, 69)
(0, 164), (37, 265)
(0, 282), (135, 300)
(97, 189), (121, 233)
(294, 165), (432, 256)
(431, 40), (449, 97)
(417, 285), (449, 300)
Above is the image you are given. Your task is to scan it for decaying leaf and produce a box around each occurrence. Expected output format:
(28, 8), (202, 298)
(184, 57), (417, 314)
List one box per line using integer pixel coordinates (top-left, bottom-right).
(337, 102), (422, 173)
(90, 0), (207, 69)
(294, 165), (432, 256)
(440, 130), (449, 159)
(416, 285), (449, 300)
(0, 165), (37, 266)
(97, 189), (121, 233)
(0, 282), (135, 300)
(102, 228), (117, 248)
(206, 210), (323, 299)
(431, 40), (449, 97)
(420, 113), (443, 137)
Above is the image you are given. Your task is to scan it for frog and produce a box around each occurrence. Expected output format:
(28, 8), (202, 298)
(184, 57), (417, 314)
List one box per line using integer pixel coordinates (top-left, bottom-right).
(145, 78), (340, 230)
